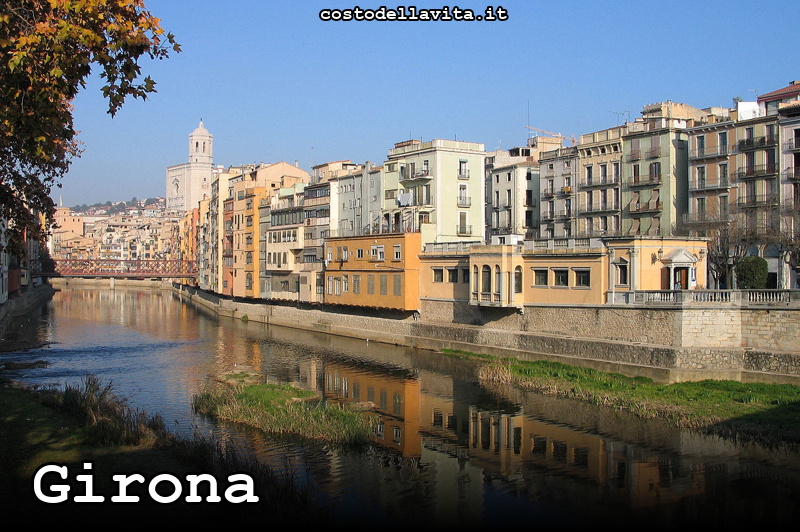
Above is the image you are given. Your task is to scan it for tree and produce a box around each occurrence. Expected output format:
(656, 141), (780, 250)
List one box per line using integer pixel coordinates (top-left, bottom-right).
(0, 0), (179, 257)
(736, 256), (768, 289)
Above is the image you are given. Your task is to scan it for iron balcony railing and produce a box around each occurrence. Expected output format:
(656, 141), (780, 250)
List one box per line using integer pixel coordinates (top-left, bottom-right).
(734, 164), (779, 179)
(690, 145), (731, 159)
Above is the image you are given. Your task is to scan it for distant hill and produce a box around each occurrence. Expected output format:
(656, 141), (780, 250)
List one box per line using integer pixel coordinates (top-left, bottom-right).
(71, 197), (164, 214)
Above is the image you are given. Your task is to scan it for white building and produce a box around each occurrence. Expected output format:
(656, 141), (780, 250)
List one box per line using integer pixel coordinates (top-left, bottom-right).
(166, 121), (214, 213)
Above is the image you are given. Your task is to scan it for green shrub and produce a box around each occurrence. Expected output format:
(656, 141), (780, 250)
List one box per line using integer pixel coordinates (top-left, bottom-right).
(736, 256), (769, 289)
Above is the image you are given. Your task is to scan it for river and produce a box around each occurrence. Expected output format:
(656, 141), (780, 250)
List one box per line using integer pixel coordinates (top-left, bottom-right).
(2, 285), (799, 526)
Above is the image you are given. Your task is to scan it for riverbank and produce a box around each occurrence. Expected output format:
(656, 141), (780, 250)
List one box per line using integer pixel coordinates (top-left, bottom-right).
(0, 375), (332, 521)
(0, 282), (55, 341)
(154, 280), (800, 386)
(465, 351), (800, 447)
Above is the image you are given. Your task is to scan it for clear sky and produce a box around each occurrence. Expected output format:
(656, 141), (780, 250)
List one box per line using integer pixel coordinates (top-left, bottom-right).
(58, 0), (799, 207)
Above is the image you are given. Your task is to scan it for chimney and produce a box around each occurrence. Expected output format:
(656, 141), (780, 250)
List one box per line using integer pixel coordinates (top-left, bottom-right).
(295, 160), (299, 167)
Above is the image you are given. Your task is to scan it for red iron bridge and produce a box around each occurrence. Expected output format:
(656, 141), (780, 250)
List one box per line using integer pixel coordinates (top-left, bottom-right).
(46, 259), (197, 279)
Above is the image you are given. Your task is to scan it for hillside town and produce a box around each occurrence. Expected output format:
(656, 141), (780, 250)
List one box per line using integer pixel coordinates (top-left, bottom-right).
(20, 80), (800, 316)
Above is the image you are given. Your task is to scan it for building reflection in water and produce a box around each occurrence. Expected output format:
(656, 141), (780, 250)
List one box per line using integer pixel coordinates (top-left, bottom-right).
(12, 286), (800, 526)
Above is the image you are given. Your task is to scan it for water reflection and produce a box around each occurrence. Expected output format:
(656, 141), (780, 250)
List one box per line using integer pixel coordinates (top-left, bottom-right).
(2, 286), (799, 526)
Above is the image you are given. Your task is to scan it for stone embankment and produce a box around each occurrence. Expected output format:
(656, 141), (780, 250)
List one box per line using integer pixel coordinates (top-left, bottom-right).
(48, 278), (800, 385)
(0, 282), (56, 339)
(166, 283), (800, 386)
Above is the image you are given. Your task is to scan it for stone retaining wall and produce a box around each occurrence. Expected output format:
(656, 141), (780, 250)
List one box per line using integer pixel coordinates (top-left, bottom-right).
(171, 283), (800, 384)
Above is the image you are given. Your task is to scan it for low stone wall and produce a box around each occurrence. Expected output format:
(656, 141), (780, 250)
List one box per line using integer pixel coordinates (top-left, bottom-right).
(171, 284), (800, 385)
(0, 283), (56, 338)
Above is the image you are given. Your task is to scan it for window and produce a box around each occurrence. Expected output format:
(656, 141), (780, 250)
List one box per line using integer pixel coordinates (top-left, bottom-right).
(343, 275), (349, 293)
(327, 276), (333, 295)
(393, 274), (402, 296)
(433, 268), (444, 283)
(394, 245), (401, 261)
(462, 268), (469, 283)
(554, 269), (569, 287)
(574, 269), (590, 288)
(334, 277), (341, 295)
(367, 274), (375, 294)
(380, 274), (387, 295)
(513, 266), (523, 293)
(448, 268), (458, 283)
(534, 269), (548, 286)
(353, 275), (360, 294)
(617, 264), (628, 286)
(357, 248), (364, 259)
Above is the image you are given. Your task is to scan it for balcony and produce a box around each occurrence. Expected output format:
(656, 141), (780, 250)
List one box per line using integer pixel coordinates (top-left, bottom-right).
(628, 173), (661, 187)
(689, 178), (730, 191)
(628, 202), (663, 215)
(559, 186), (573, 197)
(784, 138), (800, 152)
(456, 224), (472, 236)
(541, 211), (556, 222)
(785, 167), (800, 182)
(738, 136), (778, 151)
(682, 212), (729, 225)
(557, 209), (574, 220)
(457, 169), (470, 180)
(627, 150), (641, 162)
(400, 169), (433, 182)
(457, 196), (472, 207)
(734, 164), (779, 180)
(690, 145), (731, 159)
(579, 177), (619, 188)
(541, 190), (555, 200)
(577, 202), (619, 214)
(646, 146), (661, 159)
(736, 194), (780, 209)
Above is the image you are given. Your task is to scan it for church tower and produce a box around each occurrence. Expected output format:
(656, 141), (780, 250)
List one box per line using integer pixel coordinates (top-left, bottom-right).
(166, 121), (214, 212)
(189, 121), (213, 164)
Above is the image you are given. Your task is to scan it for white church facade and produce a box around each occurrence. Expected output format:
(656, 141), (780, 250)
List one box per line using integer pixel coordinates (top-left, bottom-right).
(166, 121), (213, 213)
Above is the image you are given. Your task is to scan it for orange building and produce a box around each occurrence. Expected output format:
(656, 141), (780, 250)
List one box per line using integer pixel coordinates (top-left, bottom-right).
(324, 232), (422, 311)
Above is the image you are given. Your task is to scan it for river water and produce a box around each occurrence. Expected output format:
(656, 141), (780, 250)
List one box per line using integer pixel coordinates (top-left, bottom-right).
(2, 285), (799, 526)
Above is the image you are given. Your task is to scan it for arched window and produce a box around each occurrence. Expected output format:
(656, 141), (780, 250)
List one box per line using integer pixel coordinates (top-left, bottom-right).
(495, 266), (502, 297)
(514, 266), (523, 294)
(481, 265), (491, 296)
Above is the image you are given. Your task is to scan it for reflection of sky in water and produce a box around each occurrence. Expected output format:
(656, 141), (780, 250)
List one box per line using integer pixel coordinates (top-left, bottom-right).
(3, 287), (800, 527)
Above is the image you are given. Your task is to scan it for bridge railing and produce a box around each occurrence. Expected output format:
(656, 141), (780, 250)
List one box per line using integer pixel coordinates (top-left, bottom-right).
(49, 259), (197, 278)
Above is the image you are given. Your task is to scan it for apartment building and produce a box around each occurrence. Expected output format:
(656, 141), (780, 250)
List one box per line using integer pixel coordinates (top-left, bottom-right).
(539, 146), (579, 238)
(261, 183), (306, 302)
(575, 126), (625, 238)
(323, 232), (422, 311)
(622, 101), (707, 237)
(381, 139), (486, 243)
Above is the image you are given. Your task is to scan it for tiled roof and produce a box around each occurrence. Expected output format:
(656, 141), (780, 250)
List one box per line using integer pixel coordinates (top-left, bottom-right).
(758, 81), (800, 101)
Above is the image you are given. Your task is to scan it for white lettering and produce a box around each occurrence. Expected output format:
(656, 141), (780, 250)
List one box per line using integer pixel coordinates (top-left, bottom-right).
(111, 473), (145, 502)
(224, 474), (259, 503)
(186, 474), (222, 503)
(148, 474), (182, 503)
(33, 464), (70, 504)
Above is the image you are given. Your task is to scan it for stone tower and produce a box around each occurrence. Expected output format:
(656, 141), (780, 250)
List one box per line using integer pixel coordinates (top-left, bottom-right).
(166, 121), (214, 212)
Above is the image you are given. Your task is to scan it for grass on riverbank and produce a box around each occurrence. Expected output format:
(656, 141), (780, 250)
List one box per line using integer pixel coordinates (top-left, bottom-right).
(441, 349), (800, 445)
(192, 382), (374, 446)
(0, 376), (331, 521)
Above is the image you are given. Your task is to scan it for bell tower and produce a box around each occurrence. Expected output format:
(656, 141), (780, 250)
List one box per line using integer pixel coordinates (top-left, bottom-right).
(189, 120), (213, 164)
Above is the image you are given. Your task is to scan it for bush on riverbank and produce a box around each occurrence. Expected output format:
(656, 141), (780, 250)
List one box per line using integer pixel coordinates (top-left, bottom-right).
(0, 377), (331, 521)
(193, 382), (374, 445)
(454, 350), (800, 445)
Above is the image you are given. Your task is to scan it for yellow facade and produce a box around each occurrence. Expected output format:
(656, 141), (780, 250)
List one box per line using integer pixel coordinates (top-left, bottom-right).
(420, 237), (708, 307)
(324, 232), (421, 311)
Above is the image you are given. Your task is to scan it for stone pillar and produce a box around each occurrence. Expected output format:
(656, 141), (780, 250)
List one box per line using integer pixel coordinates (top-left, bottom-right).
(630, 248), (638, 291)
(607, 248), (616, 304)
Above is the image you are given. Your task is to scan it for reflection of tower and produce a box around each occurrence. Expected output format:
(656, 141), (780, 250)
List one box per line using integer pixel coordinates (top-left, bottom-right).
(166, 121), (214, 213)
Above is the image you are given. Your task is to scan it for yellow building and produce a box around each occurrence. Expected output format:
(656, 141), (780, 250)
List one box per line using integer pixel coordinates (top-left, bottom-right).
(419, 236), (708, 308)
(324, 232), (421, 311)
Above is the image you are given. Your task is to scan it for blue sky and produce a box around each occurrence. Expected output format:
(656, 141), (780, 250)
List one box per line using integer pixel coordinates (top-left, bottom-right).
(58, 0), (799, 206)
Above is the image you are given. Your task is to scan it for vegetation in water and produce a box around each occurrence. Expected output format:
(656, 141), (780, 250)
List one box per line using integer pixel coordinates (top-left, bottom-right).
(193, 382), (374, 446)
(441, 349), (800, 446)
(1, 376), (330, 521)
